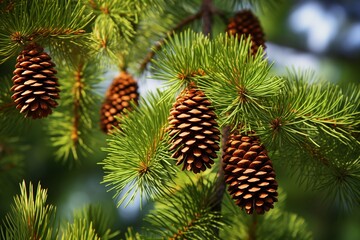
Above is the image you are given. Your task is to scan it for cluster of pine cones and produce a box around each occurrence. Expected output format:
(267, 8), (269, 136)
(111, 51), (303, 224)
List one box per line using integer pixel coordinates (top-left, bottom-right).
(8, 9), (276, 214)
(165, 9), (277, 214)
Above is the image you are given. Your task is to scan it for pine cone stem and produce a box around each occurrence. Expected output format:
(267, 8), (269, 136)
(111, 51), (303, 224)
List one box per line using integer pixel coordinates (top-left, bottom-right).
(201, 0), (214, 36)
(249, 213), (258, 240)
(210, 126), (230, 237)
(0, 102), (16, 112)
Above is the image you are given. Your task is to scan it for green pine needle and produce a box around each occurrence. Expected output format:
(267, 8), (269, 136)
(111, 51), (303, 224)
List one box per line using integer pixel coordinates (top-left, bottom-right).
(67, 204), (120, 240)
(221, 188), (313, 240)
(47, 60), (103, 164)
(145, 175), (224, 240)
(319, 158), (360, 212)
(0, 181), (57, 240)
(0, 0), (93, 64)
(199, 34), (283, 129)
(60, 218), (100, 240)
(258, 70), (360, 148)
(124, 227), (142, 240)
(152, 30), (211, 88)
(101, 90), (178, 207)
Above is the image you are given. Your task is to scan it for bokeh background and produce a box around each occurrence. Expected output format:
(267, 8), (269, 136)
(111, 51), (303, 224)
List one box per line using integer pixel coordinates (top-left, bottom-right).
(1, 0), (359, 239)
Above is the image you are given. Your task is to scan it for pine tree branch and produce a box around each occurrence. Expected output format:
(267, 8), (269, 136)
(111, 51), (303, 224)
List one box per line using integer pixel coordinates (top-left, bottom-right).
(48, 60), (102, 163)
(139, 12), (202, 72)
(1, 181), (57, 239)
(71, 64), (83, 147)
(302, 142), (330, 167)
(0, 0), (93, 63)
(145, 176), (223, 239)
(10, 28), (86, 45)
(101, 91), (177, 207)
(170, 212), (202, 240)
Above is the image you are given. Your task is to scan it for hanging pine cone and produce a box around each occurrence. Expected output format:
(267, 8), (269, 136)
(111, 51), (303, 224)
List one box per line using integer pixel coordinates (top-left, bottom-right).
(100, 71), (139, 133)
(226, 9), (266, 55)
(168, 85), (220, 174)
(11, 43), (59, 119)
(223, 132), (278, 214)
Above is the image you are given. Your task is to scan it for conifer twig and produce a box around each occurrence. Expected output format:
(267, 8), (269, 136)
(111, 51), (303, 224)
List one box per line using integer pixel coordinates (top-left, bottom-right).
(170, 213), (201, 240)
(302, 143), (330, 166)
(71, 64), (83, 146)
(210, 126), (230, 236)
(249, 214), (258, 240)
(139, 12), (202, 72)
(0, 102), (15, 112)
(201, 0), (214, 36)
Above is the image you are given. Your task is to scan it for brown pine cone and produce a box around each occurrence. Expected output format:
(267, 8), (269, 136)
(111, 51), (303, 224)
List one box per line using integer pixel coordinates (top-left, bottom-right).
(168, 86), (220, 173)
(226, 9), (266, 55)
(223, 132), (278, 214)
(11, 43), (59, 119)
(100, 71), (139, 133)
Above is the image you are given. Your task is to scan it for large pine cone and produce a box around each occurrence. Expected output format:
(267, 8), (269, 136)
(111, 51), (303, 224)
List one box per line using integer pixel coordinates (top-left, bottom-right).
(168, 86), (220, 173)
(11, 43), (59, 119)
(223, 133), (278, 214)
(100, 71), (139, 133)
(226, 9), (266, 55)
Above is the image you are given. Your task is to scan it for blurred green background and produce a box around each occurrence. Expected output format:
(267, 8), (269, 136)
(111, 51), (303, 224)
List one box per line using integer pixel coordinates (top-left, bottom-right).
(1, 0), (359, 239)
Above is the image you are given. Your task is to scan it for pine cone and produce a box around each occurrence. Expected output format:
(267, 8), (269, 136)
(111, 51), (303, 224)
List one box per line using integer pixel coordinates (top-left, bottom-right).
(223, 132), (278, 214)
(100, 71), (139, 133)
(11, 43), (59, 119)
(168, 86), (220, 173)
(226, 9), (266, 55)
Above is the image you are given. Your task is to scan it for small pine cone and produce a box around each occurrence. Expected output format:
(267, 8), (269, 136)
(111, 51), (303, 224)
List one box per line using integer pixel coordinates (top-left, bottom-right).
(226, 9), (266, 55)
(168, 86), (220, 173)
(100, 71), (139, 133)
(11, 43), (59, 119)
(223, 133), (278, 214)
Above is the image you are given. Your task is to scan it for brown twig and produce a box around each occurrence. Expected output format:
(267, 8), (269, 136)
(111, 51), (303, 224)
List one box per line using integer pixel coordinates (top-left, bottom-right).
(0, 102), (15, 112)
(302, 142), (330, 166)
(210, 125), (230, 236)
(248, 213), (258, 240)
(71, 64), (83, 146)
(170, 213), (202, 240)
(201, 0), (214, 36)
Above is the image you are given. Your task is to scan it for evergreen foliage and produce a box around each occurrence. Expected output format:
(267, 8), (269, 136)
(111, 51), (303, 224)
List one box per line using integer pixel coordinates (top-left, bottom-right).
(0, 0), (359, 239)
(221, 189), (313, 240)
(144, 175), (224, 239)
(101, 91), (178, 207)
(0, 181), (57, 240)
(47, 58), (103, 162)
